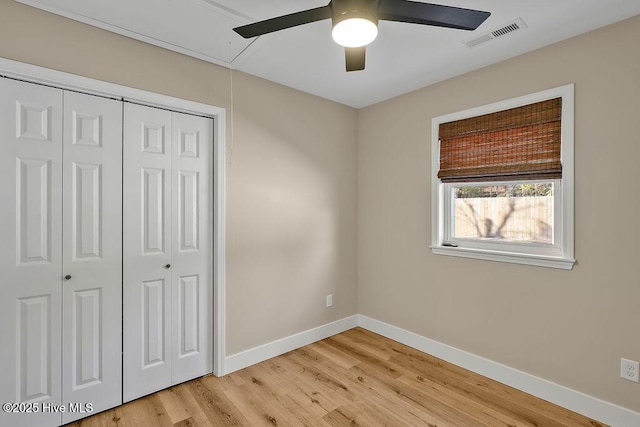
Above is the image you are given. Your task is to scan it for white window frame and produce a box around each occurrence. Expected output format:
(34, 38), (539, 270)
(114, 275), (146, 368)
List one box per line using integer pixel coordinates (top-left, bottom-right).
(443, 179), (562, 254)
(431, 85), (575, 270)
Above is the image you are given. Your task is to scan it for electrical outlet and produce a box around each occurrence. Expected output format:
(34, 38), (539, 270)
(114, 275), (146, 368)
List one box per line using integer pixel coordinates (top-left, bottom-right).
(620, 358), (639, 383)
(326, 294), (333, 307)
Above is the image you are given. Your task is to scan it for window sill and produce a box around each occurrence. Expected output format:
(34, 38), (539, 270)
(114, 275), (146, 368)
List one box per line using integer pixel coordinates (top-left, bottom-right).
(430, 245), (575, 270)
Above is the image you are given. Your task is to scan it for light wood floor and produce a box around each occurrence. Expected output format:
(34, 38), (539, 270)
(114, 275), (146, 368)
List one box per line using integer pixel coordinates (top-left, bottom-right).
(67, 328), (606, 427)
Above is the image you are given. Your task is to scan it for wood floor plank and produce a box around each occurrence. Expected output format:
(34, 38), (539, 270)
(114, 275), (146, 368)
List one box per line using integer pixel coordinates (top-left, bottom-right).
(273, 338), (524, 427)
(106, 393), (173, 427)
(323, 401), (408, 427)
(397, 373), (536, 427)
(323, 335), (403, 380)
(188, 377), (251, 425)
(387, 346), (603, 427)
(67, 408), (120, 427)
(275, 393), (332, 426)
(156, 388), (194, 424)
(339, 367), (454, 427)
(222, 387), (278, 426)
(288, 342), (450, 426)
(391, 352), (569, 426)
(286, 351), (355, 397)
(306, 340), (360, 370)
(265, 355), (344, 413)
(66, 328), (607, 427)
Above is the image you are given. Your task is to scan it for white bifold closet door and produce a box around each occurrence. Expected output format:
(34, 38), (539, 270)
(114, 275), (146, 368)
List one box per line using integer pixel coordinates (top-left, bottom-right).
(0, 78), (64, 427)
(123, 103), (212, 402)
(0, 78), (122, 427)
(61, 91), (123, 423)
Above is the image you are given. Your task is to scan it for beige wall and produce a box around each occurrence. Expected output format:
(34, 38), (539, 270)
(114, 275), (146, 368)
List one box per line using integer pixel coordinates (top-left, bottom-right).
(358, 14), (640, 411)
(227, 72), (358, 352)
(0, 1), (358, 356)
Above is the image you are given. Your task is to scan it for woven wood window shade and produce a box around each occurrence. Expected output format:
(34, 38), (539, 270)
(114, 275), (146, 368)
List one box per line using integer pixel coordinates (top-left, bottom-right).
(438, 98), (562, 183)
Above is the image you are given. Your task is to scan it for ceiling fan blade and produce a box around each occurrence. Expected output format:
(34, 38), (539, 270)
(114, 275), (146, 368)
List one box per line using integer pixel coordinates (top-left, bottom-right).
(378, 0), (490, 31)
(233, 4), (332, 38)
(345, 47), (366, 72)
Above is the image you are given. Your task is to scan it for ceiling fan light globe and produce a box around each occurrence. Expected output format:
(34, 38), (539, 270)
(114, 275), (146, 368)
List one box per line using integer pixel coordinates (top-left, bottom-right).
(332, 17), (378, 48)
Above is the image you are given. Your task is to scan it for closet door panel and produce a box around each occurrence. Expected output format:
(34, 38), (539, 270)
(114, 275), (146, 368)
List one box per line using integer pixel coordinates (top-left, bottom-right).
(0, 78), (63, 427)
(61, 92), (123, 423)
(123, 103), (172, 402)
(171, 112), (212, 384)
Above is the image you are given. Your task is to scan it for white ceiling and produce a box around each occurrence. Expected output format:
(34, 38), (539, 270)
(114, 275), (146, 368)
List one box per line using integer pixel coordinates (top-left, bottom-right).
(17, 0), (640, 108)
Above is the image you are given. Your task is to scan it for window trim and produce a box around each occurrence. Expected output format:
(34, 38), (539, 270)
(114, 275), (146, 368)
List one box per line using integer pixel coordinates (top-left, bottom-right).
(431, 85), (575, 270)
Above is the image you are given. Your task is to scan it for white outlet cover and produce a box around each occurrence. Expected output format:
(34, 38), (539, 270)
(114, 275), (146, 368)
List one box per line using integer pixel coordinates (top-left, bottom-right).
(620, 358), (640, 383)
(326, 294), (333, 307)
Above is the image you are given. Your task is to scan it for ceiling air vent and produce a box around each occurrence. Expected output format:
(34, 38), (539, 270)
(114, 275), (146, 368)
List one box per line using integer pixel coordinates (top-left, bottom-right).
(464, 18), (527, 48)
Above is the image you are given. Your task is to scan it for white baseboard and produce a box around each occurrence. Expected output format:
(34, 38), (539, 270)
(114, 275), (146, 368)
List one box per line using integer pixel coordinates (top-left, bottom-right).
(223, 315), (359, 375)
(358, 315), (640, 427)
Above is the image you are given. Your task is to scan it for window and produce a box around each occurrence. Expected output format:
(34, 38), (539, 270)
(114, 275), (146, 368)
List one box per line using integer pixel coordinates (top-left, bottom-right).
(431, 85), (575, 269)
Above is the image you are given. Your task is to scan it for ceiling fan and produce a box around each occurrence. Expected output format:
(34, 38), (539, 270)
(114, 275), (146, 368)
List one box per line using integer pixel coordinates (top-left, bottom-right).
(233, 0), (490, 72)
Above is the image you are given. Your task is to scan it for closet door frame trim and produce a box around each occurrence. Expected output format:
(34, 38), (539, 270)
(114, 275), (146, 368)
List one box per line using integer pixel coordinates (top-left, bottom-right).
(0, 57), (227, 376)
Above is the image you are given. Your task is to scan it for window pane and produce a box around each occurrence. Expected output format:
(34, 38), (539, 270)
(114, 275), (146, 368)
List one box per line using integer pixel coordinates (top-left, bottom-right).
(452, 183), (554, 244)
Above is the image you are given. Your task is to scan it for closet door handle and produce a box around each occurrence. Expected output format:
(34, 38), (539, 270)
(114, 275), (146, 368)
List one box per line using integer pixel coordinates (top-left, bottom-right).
(164, 264), (171, 269)
(64, 274), (72, 280)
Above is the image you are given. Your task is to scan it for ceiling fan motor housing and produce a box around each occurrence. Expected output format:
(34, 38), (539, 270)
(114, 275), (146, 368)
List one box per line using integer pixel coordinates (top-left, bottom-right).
(331, 0), (380, 26)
